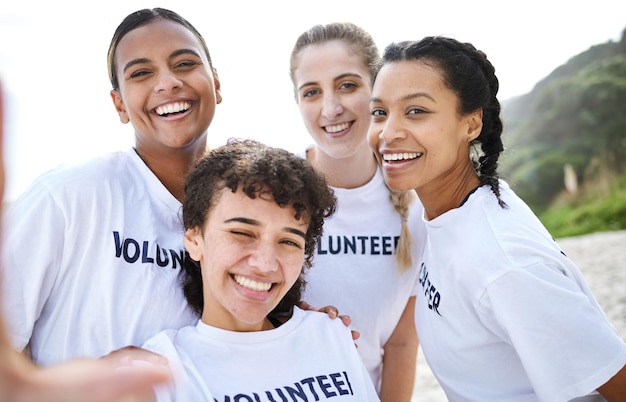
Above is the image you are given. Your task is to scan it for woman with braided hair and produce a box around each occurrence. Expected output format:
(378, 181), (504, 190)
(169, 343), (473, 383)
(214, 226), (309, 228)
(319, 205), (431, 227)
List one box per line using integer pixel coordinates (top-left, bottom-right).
(289, 22), (426, 401)
(368, 36), (626, 401)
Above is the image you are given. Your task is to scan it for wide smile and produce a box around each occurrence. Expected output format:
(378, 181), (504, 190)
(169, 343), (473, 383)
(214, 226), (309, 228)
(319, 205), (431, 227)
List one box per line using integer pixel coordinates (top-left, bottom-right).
(233, 274), (274, 292)
(323, 121), (352, 134)
(382, 152), (423, 162)
(154, 101), (192, 117)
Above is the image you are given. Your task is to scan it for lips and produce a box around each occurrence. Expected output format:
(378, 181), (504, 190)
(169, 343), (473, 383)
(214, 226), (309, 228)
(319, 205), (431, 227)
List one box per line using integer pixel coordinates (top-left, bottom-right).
(154, 101), (191, 116)
(233, 274), (272, 292)
(382, 152), (423, 162)
(324, 122), (351, 133)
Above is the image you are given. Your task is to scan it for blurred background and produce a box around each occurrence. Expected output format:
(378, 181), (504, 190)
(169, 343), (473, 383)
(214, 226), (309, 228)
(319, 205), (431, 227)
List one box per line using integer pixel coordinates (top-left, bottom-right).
(1, 2), (625, 238)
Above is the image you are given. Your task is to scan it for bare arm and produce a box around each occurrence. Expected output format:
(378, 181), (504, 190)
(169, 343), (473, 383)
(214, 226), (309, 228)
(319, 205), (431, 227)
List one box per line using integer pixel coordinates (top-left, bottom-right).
(379, 296), (418, 402)
(597, 364), (626, 401)
(0, 338), (166, 402)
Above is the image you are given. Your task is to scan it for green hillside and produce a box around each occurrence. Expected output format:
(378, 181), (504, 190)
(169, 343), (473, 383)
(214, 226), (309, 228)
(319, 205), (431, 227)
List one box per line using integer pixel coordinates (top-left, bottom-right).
(499, 27), (626, 237)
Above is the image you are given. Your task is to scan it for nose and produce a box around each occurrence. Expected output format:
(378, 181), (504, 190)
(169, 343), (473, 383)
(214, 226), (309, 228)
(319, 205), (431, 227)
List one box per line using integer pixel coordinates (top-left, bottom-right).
(154, 70), (182, 93)
(321, 93), (343, 119)
(248, 241), (279, 273)
(378, 114), (408, 143)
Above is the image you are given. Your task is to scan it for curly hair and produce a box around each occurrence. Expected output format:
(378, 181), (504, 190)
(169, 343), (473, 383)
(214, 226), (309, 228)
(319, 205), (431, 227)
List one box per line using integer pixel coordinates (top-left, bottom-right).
(378, 37), (507, 208)
(181, 138), (337, 318)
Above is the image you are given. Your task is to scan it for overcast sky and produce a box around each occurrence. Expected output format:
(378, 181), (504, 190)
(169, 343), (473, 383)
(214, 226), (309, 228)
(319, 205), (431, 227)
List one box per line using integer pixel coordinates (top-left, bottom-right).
(1, 0), (624, 201)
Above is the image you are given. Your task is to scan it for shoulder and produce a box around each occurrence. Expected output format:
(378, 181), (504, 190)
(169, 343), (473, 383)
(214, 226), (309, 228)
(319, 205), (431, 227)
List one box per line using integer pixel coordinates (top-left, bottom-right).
(26, 150), (133, 188)
(13, 150), (138, 202)
(294, 308), (353, 337)
(141, 328), (185, 357)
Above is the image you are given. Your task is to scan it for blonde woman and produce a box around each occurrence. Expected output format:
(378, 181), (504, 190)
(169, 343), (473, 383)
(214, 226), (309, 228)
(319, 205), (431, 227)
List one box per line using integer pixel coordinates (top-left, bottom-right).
(289, 23), (426, 401)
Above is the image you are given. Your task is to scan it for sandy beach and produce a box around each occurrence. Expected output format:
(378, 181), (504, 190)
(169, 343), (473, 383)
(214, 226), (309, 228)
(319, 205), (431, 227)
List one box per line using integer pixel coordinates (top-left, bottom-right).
(411, 230), (626, 401)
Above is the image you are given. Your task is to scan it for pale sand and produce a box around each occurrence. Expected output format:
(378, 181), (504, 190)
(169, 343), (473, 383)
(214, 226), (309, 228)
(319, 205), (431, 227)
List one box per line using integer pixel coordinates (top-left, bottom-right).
(411, 230), (626, 401)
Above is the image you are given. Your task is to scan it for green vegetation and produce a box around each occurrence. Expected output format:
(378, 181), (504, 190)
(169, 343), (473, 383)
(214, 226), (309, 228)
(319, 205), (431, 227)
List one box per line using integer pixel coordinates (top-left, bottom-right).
(498, 27), (626, 237)
(538, 173), (626, 238)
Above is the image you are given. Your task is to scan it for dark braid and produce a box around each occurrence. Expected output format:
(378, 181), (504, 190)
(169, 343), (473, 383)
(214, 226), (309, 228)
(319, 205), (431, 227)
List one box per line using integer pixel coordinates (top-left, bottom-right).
(378, 37), (507, 207)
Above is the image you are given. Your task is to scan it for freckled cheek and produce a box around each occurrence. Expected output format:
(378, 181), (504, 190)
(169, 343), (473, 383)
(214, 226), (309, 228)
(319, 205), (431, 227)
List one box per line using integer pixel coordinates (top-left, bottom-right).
(282, 255), (306, 283)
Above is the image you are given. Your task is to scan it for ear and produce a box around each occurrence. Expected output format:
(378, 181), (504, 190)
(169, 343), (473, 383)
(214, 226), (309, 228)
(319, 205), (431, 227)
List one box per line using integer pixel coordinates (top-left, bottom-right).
(466, 109), (483, 142)
(212, 68), (223, 105)
(110, 89), (130, 124)
(184, 227), (204, 262)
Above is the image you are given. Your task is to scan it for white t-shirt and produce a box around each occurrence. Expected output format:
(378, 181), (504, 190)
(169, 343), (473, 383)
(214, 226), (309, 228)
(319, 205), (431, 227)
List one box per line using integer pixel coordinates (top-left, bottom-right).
(1, 149), (197, 365)
(300, 151), (426, 390)
(415, 181), (626, 401)
(143, 307), (380, 401)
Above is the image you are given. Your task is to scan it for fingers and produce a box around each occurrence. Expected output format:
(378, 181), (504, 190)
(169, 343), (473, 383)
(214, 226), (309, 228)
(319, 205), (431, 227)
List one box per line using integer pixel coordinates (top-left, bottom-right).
(317, 305), (339, 319)
(25, 357), (170, 402)
(102, 346), (169, 367)
(296, 301), (313, 311)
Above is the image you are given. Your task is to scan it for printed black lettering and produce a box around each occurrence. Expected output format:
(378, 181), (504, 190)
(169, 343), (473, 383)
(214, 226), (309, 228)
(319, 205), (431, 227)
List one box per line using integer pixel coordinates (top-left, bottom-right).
(113, 231), (123, 257)
(343, 236), (356, 254)
(343, 371), (353, 395)
(382, 236), (393, 255)
(141, 241), (154, 263)
(357, 236), (368, 254)
(419, 263), (427, 285)
(317, 235), (402, 256)
(284, 383), (306, 400)
(328, 236), (341, 255)
(123, 238), (140, 263)
(156, 245), (170, 267)
(370, 236), (380, 255)
(170, 249), (184, 270)
(432, 291), (441, 315)
(330, 372), (350, 396)
(274, 389), (288, 402)
(419, 263), (442, 316)
(300, 377), (318, 399)
(220, 370), (362, 401)
(316, 375), (336, 397)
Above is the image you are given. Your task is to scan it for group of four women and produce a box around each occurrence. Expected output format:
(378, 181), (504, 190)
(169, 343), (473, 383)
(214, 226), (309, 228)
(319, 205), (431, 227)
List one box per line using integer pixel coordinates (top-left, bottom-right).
(0, 7), (624, 402)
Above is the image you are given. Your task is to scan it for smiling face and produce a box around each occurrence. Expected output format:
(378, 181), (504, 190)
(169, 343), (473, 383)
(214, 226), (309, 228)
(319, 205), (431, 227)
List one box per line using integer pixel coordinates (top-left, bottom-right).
(368, 60), (482, 203)
(293, 40), (372, 160)
(110, 19), (221, 154)
(184, 187), (308, 332)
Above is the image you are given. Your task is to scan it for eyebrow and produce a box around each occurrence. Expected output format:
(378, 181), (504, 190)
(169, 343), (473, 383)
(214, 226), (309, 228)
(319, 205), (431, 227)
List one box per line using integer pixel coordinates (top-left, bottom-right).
(370, 92), (436, 104)
(297, 72), (364, 93)
(224, 217), (307, 239)
(122, 48), (203, 75)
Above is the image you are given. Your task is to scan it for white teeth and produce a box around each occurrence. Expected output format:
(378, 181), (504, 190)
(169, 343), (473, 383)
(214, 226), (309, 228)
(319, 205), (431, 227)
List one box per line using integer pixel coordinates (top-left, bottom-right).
(155, 101), (191, 116)
(382, 152), (422, 161)
(325, 122), (350, 133)
(234, 275), (272, 292)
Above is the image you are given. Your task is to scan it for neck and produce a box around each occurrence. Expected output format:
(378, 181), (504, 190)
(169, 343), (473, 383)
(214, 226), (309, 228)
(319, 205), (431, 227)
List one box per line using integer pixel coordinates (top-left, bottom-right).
(307, 144), (377, 189)
(417, 161), (481, 220)
(135, 140), (208, 202)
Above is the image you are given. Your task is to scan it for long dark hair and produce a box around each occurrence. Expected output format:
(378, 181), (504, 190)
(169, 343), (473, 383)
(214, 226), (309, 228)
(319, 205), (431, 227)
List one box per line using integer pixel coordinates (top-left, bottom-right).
(378, 37), (506, 207)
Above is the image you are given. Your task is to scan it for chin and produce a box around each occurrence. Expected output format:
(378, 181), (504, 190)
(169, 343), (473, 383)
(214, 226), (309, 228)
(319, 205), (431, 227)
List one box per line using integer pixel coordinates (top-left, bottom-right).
(383, 175), (415, 192)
